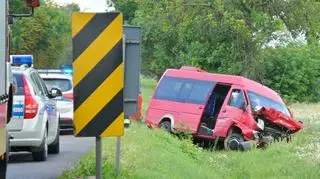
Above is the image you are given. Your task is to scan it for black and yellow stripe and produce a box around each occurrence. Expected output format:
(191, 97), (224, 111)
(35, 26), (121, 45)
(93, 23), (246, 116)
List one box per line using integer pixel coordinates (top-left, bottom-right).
(72, 12), (124, 137)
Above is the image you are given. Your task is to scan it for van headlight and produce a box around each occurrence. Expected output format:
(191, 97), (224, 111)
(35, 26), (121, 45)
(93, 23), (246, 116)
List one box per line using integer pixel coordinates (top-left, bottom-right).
(252, 130), (260, 139)
(257, 119), (264, 130)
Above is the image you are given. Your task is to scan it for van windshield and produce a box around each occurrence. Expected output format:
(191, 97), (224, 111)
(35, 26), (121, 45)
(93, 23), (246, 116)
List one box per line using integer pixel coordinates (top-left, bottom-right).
(154, 76), (215, 104)
(248, 91), (290, 116)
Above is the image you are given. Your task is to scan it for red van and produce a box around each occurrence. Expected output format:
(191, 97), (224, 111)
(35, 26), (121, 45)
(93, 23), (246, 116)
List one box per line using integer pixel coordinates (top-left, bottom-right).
(145, 66), (303, 150)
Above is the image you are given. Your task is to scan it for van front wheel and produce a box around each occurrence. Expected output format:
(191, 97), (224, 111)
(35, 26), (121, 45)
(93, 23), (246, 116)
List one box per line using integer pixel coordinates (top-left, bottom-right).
(159, 121), (172, 133)
(224, 133), (244, 150)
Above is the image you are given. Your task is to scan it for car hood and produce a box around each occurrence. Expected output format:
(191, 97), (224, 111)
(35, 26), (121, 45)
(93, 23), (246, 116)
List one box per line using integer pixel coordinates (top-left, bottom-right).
(256, 107), (303, 133)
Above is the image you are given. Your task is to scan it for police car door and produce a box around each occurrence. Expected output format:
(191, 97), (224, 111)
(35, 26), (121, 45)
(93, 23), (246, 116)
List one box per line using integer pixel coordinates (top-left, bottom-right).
(33, 73), (58, 142)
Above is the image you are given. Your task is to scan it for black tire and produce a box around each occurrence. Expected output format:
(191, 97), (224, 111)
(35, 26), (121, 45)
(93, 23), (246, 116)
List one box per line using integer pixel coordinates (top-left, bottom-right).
(159, 121), (172, 133)
(32, 131), (48, 161)
(49, 126), (60, 154)
(224, 133), (244, 150)
(0, 131), (10, 178)
(0, 152), (8, 179)
(7, 84), (13, 123)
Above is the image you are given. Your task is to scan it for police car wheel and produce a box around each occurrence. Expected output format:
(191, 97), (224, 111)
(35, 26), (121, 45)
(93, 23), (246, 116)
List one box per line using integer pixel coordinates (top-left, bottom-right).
(32, 130), (48, 161)
(49, 126), (60, 154)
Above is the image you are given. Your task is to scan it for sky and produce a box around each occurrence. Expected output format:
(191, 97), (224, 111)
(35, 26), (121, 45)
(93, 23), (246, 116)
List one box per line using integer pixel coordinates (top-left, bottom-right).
(53, 0), (115, 12)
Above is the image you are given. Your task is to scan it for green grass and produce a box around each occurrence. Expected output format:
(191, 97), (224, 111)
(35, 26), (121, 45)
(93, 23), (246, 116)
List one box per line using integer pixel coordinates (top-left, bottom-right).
(140, 76), (157, 113)
(60, 77), (320, 179)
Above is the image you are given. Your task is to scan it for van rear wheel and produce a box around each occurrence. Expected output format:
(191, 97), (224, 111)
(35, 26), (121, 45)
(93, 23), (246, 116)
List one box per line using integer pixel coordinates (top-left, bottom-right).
(159, 121), (172, 133)
(224, 133), (244, 150)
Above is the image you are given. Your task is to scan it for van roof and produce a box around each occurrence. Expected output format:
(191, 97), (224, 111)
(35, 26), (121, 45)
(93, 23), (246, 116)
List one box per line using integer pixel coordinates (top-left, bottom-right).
(164, 66), (284, 104)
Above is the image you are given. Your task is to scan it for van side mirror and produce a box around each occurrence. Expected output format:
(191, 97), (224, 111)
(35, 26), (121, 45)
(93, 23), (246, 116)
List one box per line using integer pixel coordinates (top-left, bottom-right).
(50, 88), (63, 98)
(26, 0), (40, 8)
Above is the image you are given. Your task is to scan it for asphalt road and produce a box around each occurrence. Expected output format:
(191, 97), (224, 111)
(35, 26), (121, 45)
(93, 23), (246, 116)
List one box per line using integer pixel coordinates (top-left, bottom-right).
(7, 134), (95, 179)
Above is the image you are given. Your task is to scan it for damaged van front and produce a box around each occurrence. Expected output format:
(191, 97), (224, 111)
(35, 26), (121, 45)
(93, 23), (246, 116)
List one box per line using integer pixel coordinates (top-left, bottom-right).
(251, 107), (303, 147)
(232, 94), (304, 150)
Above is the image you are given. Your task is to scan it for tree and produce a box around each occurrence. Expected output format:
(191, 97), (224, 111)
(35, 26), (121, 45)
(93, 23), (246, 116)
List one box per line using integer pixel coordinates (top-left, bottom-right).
(9, 0), (79, 68)
(113, 0), (138, 24)
(267, 0), (320, 46)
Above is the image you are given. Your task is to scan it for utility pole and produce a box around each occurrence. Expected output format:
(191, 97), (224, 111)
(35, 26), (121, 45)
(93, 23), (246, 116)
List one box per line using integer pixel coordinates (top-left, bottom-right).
(0, 0), (8, 177)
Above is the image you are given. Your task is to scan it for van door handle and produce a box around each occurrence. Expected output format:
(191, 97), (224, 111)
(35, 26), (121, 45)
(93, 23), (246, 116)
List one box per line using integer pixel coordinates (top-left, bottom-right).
(222, 109), (226, 113)
(198, 106), (204, 109)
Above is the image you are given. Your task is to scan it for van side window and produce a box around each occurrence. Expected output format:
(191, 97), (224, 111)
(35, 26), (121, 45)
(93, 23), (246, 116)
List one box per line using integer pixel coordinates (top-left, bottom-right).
(154, 77), (183, 101)
(154, 76), (214, 104)
(188, 83), (213, 104)
(179, 83), (193, 100)
(228, 89), (246, 109)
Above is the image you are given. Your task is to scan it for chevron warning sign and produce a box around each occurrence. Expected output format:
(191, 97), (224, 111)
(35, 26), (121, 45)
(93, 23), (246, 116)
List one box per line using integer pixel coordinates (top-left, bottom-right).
(72, 12), (124, 137)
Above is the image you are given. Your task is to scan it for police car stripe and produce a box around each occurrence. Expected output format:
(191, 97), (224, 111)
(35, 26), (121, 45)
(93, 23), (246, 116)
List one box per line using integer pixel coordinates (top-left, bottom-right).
(12, 104), (24, 117)
(77, 90), (123, 136)
(12, 112), (23, 116)
(72, 13), (118, 60)
(73, 40), (122, 111)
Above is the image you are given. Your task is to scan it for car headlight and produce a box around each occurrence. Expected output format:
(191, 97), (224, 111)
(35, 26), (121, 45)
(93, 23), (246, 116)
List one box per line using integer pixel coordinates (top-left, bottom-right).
(257, 119), (264, 130)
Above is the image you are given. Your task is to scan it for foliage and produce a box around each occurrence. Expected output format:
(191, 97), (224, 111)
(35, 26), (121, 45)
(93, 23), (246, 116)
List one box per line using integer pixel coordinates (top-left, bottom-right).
(60, 77), (320, 179)
(260, 45), (320, 102)
(113, 0), (138, 24)
(268, 0), (320, 45)
(115, 0), (320, 102)
(9, 0), (79, 68)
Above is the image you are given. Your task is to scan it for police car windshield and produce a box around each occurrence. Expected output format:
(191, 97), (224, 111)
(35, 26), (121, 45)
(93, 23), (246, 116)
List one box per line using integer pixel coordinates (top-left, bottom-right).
(248, 91), (290, 116)
(12, 73), (25, 95)
(42, 78), (72, 92)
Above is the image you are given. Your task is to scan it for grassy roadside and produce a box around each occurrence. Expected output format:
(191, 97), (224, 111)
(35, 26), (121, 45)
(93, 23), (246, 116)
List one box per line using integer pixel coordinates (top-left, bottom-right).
(60, 77), (320, 179)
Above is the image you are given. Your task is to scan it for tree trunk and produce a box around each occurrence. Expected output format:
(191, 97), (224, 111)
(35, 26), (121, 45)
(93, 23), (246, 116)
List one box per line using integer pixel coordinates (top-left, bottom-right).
(242, 36), (253, 78)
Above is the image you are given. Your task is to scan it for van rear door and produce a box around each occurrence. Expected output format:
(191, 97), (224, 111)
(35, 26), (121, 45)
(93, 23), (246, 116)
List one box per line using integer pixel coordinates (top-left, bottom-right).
(153, 76), (215, 133)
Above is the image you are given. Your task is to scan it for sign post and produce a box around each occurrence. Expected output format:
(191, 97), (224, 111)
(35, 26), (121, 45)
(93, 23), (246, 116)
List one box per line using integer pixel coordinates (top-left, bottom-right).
(72, 12), (124, 178)
(96, 137), (102, 179)
(115, 137), (121, 176)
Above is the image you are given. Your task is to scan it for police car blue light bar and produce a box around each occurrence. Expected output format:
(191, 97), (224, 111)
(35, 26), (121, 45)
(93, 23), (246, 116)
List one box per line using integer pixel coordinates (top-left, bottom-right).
(63, 68), (73, 75)
(10, 55), (33, 67)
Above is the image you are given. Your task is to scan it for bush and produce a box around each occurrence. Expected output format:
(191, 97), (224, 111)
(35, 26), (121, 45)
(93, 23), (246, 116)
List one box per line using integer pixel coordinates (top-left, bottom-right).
(260, 45), (320, 103)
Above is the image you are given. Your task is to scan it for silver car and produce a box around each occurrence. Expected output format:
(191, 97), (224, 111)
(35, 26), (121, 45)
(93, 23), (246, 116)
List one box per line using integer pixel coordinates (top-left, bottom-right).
(38, 71), (74, 131)
(8, 66), (60, 161)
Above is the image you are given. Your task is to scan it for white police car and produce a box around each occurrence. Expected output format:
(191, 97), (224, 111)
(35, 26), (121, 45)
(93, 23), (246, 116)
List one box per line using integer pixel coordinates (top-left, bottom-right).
(8, 55), (60, 161)
(38, 69), (74, 131)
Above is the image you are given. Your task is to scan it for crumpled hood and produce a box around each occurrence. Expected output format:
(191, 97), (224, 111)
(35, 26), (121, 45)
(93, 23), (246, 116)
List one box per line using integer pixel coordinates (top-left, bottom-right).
(256, 107), (303, 133)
